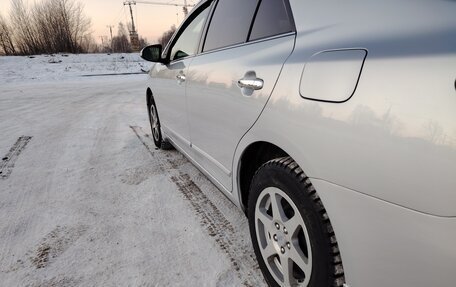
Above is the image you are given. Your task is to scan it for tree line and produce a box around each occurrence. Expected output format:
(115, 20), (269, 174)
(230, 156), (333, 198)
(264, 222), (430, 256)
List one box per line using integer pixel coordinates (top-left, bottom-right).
(0, 0), (149, 55)
(0, 0), (93, 55)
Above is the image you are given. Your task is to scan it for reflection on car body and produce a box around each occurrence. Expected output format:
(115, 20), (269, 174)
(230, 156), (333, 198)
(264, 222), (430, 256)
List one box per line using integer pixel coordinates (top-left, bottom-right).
(141, 0), (456, 286)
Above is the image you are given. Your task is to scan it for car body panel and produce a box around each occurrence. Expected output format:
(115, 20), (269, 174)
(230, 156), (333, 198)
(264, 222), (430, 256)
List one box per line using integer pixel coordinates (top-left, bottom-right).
(248, 50), (456, 217)
(146, 0), (456, 286)
(288, 0), (456, 59)
(299, 49), (367, 103)
(312, 179), (456, 287)
(150, 59), (192, 147)
(240, 0), (456, 217)
(186, 34), (295, 191)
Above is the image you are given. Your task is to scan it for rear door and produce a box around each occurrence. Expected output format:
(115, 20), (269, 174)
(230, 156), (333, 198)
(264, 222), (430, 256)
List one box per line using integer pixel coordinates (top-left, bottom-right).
(186, 0), (296, 190)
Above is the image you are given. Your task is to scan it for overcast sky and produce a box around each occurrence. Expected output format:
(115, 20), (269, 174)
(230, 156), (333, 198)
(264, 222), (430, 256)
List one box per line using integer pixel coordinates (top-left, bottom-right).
(0, 0), (198, 44)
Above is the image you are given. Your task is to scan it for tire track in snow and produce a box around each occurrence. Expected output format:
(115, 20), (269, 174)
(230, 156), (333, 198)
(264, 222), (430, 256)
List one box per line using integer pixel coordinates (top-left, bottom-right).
(1, 136), (32, 180)
(29, 225), (88, 269)
(130, 126), (265, 286)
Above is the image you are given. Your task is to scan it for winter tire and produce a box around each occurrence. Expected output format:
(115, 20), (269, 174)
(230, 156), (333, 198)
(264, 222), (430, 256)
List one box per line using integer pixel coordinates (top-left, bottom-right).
(148, 98), (173, 150)
(248, 157), (345, 287)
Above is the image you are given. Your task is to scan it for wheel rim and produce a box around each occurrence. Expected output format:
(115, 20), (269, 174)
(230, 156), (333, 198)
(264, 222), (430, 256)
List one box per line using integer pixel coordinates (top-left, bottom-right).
(255, 187), (313, 286)
(150, 105), (160, 142)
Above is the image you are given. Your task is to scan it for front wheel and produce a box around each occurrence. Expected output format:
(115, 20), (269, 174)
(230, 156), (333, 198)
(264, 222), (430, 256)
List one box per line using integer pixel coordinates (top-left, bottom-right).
(148, 99), (173, 150)
(248, 157), (345, 287)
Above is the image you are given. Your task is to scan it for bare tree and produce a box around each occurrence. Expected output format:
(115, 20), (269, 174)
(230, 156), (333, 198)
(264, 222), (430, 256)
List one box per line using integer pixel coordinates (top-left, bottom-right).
(8, 0), (91, 55)
(112, 22), (131, 53)
(10, 0), (40, 54)
(34, 0), (91, 53)
(158, 25), (176, 47)
(139, 37), (149, 50)
(80, 34), (99, 53)
(0, 13), (16, 55)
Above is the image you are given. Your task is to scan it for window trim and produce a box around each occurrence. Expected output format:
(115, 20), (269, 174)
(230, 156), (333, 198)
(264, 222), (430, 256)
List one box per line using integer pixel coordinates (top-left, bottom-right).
(197, 0), (219, 54)
(247, 0), (296, 42)
(163, 0), (214, 64)
(197, 31), (296, 58)
(200, 0), (296, 54)
(246, 0), (262, 42)
(201, 0), (259, 53)
(284, 0), (297, 35)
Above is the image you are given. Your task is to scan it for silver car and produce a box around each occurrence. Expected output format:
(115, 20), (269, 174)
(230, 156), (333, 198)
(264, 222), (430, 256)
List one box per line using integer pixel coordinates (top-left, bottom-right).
(140, 0), (456, 286)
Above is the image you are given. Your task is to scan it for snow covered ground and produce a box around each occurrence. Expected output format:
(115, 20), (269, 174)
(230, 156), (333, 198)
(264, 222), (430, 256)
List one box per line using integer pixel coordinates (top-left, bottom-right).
(0, 53), (149, 84)
(0, 54), (265, 286)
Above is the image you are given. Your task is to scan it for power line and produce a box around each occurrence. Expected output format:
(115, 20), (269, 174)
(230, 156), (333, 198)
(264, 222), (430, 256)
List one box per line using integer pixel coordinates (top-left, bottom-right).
(110, 6), (124, 26)
(129, 1), (195, 16)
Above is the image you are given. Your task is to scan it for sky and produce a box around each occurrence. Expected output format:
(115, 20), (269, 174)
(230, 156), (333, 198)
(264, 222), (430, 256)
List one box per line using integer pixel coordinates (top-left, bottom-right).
(0, 0), (199, 44)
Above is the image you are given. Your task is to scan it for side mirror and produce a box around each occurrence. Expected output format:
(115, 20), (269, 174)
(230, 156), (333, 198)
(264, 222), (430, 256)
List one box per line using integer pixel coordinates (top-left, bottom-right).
(140, 44), (166, 63)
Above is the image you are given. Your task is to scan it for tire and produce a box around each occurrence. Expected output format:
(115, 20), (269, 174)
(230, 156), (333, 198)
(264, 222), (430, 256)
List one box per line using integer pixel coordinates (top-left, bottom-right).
(248, 157), (345, 287)
(148, 98), (173, 150)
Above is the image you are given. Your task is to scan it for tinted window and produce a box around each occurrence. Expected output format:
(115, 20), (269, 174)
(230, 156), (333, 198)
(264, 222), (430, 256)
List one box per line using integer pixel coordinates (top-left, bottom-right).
(170, 6), (210, 61)
(249, 0), (293, 41)
(204, 0), (258, 52)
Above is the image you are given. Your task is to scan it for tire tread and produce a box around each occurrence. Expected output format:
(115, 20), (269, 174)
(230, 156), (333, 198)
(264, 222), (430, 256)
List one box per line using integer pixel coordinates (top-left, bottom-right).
(160, 140), (174, 150)
(253, 156), (346, 287)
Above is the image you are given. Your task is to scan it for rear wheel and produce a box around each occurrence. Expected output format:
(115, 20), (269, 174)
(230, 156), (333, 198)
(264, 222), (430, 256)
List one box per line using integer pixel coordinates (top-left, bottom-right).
(248, 157), (345, 287)
(148, 99), (173, 150)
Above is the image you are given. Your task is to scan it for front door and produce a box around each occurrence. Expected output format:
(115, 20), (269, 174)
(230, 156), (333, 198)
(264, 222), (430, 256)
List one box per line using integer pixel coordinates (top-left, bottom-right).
(150, 4), (211, 148)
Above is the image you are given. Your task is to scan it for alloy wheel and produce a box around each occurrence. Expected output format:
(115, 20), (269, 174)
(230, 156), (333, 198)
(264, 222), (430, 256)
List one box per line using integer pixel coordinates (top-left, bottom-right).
(150, 105), (160, 142)
(255, 187), (313, 286)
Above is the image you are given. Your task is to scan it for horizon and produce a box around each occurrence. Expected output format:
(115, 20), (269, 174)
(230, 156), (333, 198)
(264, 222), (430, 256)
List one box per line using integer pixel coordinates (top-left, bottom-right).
(0, 0), (199, 45)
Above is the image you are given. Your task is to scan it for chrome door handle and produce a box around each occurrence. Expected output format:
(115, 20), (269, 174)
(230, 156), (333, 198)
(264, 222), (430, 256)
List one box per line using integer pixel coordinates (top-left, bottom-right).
(176, 73), (186, 83)
(237, 71), (264, 96)
(237, 78), (263, 90)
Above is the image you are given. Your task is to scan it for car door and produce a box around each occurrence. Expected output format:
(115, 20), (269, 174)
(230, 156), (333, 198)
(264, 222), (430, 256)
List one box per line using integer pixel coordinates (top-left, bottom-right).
(150, 3), (211, 148)
(186, 0), (296, 191)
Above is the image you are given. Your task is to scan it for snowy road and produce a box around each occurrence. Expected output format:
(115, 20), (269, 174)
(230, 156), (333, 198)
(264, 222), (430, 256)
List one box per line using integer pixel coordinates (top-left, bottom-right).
(0, 65), (265, 286)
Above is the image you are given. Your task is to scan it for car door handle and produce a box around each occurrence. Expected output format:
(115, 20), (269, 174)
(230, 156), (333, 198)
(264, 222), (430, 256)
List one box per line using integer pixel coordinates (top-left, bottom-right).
(237, 78), (263, 90)
(176, 73), (186, 83)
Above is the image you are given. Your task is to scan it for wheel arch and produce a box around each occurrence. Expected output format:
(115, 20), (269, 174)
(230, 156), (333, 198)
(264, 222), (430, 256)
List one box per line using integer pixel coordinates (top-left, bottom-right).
(146, 88), (153, 107)
(238, 141), (290, 213)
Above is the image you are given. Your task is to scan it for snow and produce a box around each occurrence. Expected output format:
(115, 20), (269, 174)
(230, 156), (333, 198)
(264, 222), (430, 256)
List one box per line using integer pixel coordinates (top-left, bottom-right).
(0, 53), (149, 84)
(0, 54), (265, 286)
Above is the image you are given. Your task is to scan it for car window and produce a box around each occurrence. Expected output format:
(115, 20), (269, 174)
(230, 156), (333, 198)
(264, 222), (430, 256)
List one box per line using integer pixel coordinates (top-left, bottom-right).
(249, 0), (293, 41)
(170, 6), (210, 61)
(203, 0), (258, 52)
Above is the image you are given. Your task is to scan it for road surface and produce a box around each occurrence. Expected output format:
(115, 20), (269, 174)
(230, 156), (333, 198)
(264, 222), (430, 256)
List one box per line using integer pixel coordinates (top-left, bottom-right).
(0, 72), (265, 287)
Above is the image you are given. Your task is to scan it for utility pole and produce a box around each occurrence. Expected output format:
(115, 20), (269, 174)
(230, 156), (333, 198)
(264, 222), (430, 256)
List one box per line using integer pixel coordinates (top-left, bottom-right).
(182, 0), (188, 17)
(107, 25), (114, 42)
(120, 1), (195, 51)
(123, 1), (140, 51)
(107, 25), (114, 52)
(125, 1), (136, 34)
